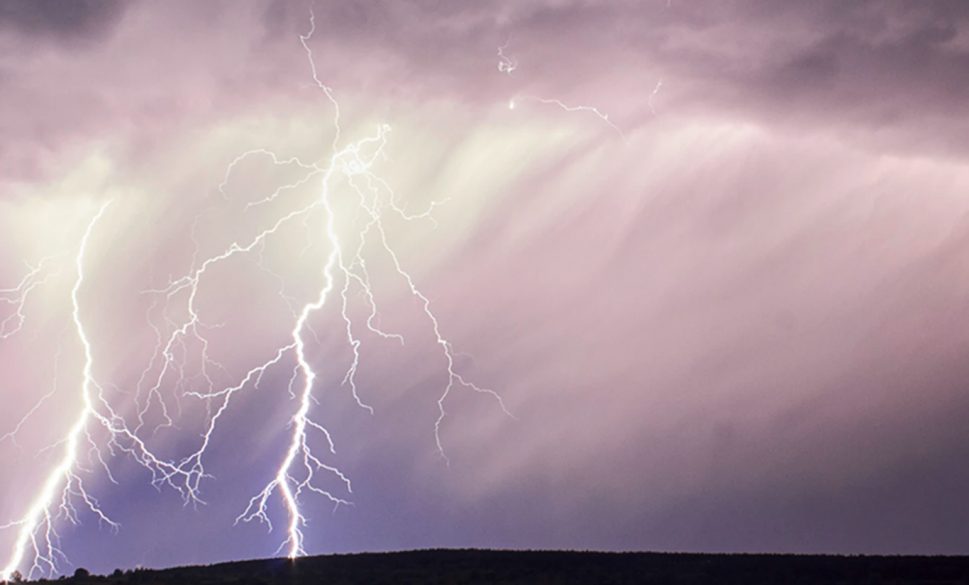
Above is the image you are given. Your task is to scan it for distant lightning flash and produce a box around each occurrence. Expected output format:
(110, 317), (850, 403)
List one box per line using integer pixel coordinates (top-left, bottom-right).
(497, 42), (517, 75)
(648, 79), (663, 115)
(498, 44), (661, 134)
(498, 46), (624, 138)
(510, 95), (625, 139)
(0, 258), (55, 339)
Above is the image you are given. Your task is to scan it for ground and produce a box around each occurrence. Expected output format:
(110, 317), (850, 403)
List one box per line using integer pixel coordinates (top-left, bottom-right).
(25, 549), (969, 584)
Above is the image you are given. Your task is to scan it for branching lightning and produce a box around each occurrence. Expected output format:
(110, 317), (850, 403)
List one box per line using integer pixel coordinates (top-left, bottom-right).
(0, 258), (56, 340)
(226, 15), (512, 556)
(1, 203), (197, 581)
(0, 347), (61, 450)
(0, 10), (512, 579)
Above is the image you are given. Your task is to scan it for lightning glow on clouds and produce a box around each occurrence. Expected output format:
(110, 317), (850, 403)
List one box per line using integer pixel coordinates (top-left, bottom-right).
(1, 9), (515, 579)
(4, 0), (969, 578)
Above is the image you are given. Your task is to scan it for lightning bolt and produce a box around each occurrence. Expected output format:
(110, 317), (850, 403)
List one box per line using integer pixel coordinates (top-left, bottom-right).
(0, 205), (113, 582)
(0, 203), (198, 581)
(231, 14), (511, 556)
(235, 145), (355, 556)
(135, 11), (508, 559)
(1, 9), (511, 577)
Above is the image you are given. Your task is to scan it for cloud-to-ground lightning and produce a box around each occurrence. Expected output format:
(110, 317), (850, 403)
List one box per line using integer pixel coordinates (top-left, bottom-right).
(0, 10), (512, 578)
(0, 204), (114, 582)
(225, 16), (511, 556)
(0, 203), (193, 581)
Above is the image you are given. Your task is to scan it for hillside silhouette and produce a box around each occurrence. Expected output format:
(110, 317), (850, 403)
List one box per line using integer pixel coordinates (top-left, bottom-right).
(18, 549), (969, 584)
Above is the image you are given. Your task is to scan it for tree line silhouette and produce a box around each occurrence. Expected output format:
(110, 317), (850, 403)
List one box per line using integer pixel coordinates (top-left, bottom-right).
(15, 549), (969, 584)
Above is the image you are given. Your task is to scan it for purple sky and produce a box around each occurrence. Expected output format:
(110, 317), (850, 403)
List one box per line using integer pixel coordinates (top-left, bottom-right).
(3, 0), (969, 577)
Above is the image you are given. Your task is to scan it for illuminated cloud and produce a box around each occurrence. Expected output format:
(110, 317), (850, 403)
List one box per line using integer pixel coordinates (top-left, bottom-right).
(2, 0), (969, 577)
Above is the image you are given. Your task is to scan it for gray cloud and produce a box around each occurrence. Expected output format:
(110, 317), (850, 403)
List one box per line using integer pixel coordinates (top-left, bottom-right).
(0, 0), (126, 42)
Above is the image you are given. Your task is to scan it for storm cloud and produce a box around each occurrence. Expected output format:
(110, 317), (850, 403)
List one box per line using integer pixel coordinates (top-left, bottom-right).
(2, 0), (969, 576)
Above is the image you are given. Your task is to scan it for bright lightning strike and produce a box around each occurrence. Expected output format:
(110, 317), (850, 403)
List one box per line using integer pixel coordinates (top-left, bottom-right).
(1, 9), (511, 577)
(0, 203), (195, 582)
(229, 14), (511, 557)
(131, 10), (507, 561)
(0, 204), (205, 581)
(0, 204), (114, 583)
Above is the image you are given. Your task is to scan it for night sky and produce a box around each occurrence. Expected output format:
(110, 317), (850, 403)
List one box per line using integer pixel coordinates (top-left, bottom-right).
(3, 0), (969, 578)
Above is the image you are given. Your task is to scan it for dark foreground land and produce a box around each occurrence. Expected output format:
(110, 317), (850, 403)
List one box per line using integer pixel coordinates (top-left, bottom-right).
(30, 550), (969, 585)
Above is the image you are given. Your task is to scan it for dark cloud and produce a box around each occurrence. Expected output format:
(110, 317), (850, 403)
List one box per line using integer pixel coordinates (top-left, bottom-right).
(0, 0), (126, 42)
(249, 1), (969, 156)
(642, 1), (969, 154)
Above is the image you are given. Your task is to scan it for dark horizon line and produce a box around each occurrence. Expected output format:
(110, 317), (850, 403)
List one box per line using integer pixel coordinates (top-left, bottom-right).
(92, 547), (969, 575)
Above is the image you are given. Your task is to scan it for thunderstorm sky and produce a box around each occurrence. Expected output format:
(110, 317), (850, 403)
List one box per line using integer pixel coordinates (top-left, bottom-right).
(3, 0), (969, 576)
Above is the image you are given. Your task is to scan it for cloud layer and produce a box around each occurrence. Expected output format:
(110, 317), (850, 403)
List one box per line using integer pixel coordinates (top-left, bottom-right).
(2, 0), (969, 575)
